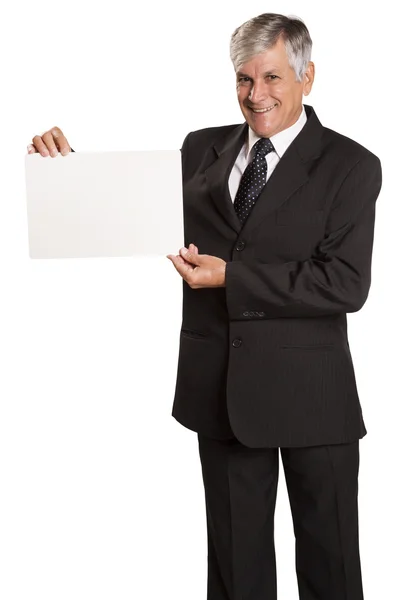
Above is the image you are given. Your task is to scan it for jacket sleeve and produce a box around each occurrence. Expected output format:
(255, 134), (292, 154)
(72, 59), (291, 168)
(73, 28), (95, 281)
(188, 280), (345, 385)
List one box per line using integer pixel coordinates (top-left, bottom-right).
(225, 153), (382, 320)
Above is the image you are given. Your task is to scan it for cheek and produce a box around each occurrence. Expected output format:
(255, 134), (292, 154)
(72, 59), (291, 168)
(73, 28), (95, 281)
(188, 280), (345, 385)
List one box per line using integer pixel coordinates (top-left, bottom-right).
(237, 89), (248, 103)
(271, 86), (284, 99)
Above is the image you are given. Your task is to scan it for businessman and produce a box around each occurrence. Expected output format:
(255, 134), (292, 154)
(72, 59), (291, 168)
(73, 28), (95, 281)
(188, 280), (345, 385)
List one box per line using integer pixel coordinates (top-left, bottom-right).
(28, 12), (382, 600)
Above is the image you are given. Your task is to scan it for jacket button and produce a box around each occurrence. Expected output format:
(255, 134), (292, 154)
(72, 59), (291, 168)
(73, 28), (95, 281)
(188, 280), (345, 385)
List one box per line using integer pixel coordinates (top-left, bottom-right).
(236, 241), (245, 251)
(232, 339), (242, 348)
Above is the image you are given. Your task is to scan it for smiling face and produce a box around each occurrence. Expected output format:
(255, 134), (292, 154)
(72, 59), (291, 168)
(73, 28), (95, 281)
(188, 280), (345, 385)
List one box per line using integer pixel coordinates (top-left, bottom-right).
(236, 36), (315, 138)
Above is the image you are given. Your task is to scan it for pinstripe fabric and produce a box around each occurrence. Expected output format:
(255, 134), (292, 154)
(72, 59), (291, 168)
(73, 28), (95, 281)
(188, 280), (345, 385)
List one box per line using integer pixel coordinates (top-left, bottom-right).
(172, 104), (382, 447)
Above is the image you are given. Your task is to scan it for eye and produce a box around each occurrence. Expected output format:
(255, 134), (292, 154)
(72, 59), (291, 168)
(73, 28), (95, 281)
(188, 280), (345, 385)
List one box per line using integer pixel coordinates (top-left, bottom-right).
(267, 75), (278, 80)
(237, 76), (251, 84)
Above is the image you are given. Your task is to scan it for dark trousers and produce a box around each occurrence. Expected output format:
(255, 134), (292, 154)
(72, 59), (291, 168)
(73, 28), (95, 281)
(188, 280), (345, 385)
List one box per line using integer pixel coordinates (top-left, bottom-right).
(198, 434), (363, 600)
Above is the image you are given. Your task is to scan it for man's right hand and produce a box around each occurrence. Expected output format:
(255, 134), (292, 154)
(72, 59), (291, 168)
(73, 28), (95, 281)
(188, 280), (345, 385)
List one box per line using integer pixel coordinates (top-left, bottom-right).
(27, 126), (73, 157)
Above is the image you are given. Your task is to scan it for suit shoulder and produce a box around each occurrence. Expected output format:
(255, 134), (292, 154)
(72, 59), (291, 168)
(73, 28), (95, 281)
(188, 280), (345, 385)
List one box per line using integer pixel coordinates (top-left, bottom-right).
(322, 126), (381, 165)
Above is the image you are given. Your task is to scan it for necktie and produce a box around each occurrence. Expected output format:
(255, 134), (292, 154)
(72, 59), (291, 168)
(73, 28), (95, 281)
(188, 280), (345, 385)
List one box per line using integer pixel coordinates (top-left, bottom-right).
(233, 137), (275, 224)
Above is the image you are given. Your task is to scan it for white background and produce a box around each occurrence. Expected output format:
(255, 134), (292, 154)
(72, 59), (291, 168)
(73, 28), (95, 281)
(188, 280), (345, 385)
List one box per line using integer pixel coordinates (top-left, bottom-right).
(0, 1), (397, 598)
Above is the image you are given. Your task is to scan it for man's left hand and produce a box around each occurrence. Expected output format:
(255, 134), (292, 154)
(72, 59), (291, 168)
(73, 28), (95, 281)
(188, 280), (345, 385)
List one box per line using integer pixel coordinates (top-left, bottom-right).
(166, 244), (226, 288)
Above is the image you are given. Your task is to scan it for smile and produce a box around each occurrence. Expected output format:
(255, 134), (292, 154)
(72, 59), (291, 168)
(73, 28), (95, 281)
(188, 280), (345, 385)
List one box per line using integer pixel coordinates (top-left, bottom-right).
(251, 104), (278, 113)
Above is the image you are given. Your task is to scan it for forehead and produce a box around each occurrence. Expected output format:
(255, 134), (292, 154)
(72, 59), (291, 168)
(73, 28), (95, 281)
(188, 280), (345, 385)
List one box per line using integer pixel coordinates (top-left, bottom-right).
(236, 38), (289, 75)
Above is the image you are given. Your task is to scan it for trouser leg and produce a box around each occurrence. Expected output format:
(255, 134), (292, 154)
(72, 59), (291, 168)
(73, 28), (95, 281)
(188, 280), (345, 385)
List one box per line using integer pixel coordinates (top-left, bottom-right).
(198, 433), (279, 600)
(281, 442), (363, 600)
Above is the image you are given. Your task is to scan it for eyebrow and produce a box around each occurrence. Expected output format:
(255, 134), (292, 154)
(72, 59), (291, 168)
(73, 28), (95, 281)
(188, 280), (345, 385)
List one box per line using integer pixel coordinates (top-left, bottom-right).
(236, 70), (279, 77)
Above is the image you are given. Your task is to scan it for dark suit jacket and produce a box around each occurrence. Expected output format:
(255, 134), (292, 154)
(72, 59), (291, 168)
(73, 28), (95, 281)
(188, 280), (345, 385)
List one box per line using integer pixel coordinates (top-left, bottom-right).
(171, 104), (382, 448)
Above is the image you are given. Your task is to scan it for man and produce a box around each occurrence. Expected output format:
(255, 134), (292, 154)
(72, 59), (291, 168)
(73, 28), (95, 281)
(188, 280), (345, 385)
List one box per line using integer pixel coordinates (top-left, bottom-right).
(28, 13), (382, 600)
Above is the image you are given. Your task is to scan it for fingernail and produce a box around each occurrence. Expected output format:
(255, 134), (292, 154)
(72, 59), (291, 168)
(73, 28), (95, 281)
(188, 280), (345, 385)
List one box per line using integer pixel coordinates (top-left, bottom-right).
(51, 149), (58, 157)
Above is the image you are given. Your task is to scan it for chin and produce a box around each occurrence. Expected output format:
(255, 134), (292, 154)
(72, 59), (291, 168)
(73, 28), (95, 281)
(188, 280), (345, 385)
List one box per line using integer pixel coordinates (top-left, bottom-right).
(244, 110), (279, 136)
(252, 122), (276, 138)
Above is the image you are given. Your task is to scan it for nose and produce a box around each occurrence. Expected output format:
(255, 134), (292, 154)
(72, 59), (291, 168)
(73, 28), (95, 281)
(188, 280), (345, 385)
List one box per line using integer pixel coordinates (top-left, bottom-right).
(248, 81), (267, 105)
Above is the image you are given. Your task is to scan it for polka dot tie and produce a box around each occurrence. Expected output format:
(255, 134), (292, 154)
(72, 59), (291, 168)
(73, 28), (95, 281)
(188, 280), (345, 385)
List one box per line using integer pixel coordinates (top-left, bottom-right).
(233, 137), (275, 225)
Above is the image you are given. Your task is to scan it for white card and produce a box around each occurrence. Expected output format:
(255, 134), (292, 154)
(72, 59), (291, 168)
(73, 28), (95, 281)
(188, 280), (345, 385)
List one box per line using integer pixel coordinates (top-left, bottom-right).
(25, 150), (183, 258)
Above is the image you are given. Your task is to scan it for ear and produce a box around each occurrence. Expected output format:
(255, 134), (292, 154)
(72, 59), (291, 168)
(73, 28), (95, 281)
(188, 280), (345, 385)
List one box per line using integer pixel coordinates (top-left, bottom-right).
(303, 61), (315, 96)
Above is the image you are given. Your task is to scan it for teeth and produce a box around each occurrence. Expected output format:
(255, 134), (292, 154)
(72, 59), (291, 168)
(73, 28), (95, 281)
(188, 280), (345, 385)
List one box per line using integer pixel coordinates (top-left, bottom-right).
(252, 104), (277, 113)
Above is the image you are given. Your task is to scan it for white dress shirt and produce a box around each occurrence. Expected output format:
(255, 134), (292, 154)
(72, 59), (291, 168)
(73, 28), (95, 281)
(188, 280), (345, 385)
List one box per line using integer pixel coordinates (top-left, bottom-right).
(228, 105), (308, 202)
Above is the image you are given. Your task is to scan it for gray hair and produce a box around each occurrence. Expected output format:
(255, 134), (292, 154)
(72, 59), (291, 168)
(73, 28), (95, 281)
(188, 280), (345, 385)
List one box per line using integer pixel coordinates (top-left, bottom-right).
(230, 13), (312, 82)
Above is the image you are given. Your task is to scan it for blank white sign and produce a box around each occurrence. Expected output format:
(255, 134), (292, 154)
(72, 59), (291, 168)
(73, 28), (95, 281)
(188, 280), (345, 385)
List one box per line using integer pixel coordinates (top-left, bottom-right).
(25, 150), (183, 258)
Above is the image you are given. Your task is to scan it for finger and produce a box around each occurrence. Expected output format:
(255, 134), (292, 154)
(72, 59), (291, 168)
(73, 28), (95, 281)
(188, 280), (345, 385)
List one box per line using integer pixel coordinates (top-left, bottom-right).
(177, 252), (191, 265)
(176, 255), (195, 269)
(167, 254), (186, 265)
(27, 144), (37, 154)
(174, 255), (187, 265)
(50, 126), (72, 156)
(167, 255), (194, 277)
(180, 247), (199, 265)
(32, 135), (50, 157)
(42, 129), (61, 158)
(167, 254), (192, 268)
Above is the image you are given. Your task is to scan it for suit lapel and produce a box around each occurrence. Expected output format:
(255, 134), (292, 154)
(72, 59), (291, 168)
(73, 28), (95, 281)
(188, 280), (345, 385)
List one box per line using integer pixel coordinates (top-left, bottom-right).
(205, 122), (247, 234)
(204, 104), (325, 236)
(240, 140), (310, 237)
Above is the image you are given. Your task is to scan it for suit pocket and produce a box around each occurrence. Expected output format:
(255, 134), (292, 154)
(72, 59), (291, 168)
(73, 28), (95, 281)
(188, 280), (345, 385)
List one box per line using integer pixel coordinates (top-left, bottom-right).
(281, 343), (335, 351)
(181, 328), (208, 340)
(276, 209), (324, 226)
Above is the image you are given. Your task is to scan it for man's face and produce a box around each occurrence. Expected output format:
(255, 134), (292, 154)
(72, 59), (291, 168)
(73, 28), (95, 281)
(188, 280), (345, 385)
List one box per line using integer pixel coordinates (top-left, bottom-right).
(236, 36), (315, 138)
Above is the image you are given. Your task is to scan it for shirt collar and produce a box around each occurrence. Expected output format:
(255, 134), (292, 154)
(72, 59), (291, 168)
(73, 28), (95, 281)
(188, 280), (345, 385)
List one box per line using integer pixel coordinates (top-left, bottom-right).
(246, 105), (307, 160)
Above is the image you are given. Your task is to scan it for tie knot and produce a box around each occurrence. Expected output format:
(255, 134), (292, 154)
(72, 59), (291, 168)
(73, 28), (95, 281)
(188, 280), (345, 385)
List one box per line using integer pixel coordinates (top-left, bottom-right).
(253, 137), (274, 158)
